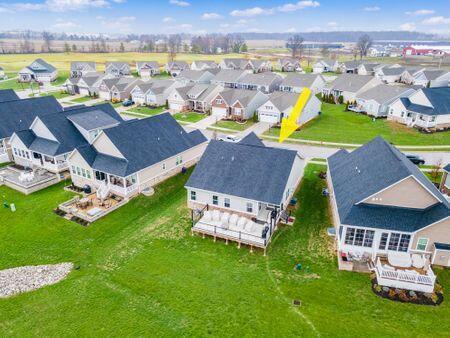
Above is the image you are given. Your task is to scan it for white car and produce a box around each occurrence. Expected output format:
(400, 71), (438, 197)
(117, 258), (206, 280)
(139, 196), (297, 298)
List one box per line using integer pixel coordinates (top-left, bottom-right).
(217, 134), (241, 143)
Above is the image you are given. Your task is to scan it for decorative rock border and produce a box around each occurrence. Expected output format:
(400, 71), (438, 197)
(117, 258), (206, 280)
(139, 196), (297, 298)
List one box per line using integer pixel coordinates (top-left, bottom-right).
(0, 263), (73, 298)
(370, 273), (444, 306)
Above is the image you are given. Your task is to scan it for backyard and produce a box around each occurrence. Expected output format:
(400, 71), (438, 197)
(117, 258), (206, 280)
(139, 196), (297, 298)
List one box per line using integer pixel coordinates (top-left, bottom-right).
(173, 111), (207, 123)
(126, 106), (167, 116)
(264, 103), (450, 146)
(210, 119), (256, 132)
(0, 165), (448, 336)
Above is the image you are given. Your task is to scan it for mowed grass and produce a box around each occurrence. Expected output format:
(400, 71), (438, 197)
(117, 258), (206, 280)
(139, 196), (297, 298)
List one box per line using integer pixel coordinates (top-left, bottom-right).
(211, 119), (256, 131)
(265, 103), (450, 146)
(70, 96), (95, 103)
(173, 111), (207, 123)
(0, 165), (449, 336)
(127, 106), (167, 116)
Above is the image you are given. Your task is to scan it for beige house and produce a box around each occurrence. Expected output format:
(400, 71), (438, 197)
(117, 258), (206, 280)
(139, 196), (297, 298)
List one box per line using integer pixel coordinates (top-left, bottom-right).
(327, 136), (450, 293)
(68, 113), (207, 199)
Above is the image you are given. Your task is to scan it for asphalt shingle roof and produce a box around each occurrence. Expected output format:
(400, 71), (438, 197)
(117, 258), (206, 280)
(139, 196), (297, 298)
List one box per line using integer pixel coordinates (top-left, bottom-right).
(67, 109), (120, 131)
(0, 96), (62, 139)
(218, 88), (263, 107)
(357, 84), (414, 104)
(331, 74), (378, 92)
(185, 136), (299, 205)
(0, 89), (19, 103)
(70, 62), (96, 71)
(280, 73), (322, 88)
(327, 136), (449, 232)
(79, 113), (207, 177)
(238, 72), (282, 86)
(400, 87), (450, 116)
(26, 58), (56, 73)
(213, 69), (246, 83)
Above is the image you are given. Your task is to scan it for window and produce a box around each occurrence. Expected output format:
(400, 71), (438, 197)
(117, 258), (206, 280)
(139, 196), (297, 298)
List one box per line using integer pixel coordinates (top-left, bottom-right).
(212, 195), (218, 205)
(388, 233), (400, 251)
(190, 191), (196, 201)
(215, 99), (223, 105)
(379, 233), (389, 250)
(399, 234), (411, 252)
(76, 167), (81, 176)
(363, 230), (375, 247)
(13, 148), (18, 156)
(81, 168), (86, 178)
(345, 228), (355, 245)
(86, 170), (91, 179)
(162, 163), (166, 170)
(224, 198), (230, 208)
(246, 202), (253, 213)
(71, 165), (76, 174)
(416, 238), (428, 251)
(176, 156), (183, 165)
(345, 227), (374, 248)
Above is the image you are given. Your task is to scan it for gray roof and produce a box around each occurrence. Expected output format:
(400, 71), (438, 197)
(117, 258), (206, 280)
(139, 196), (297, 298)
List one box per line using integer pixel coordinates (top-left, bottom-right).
(400, 87), (450, 116)
(25, 58), (56, 73)
(342, 61), (361, 69)
(218, 88), (264, 107)
(317, 59), (337, 67)
(238, 72), (282, 86)
(0, 96), (62, 139)
(70, 62), (96, 71)
(106, 62), (129, 69)
(279, 58), (301, 66)
(358, 63), (380, 71)
(178, 69), (211, 81)
(135, 79), (175, 94)
(185, 135), (299, 205)
(111, 77), (140, 92)
(265, 91), (299, 112)
(80, 72), (106, 87)
(213, 69), (246, 83)
(15, 104), (123, 156)
(280, 73), (323, 88)
(167, 61), (189, 70)
(381, 67), (406, 76)
(422, 69), (450, 81)
(67, 110), (120, 131)
(331, 74), (378, 92)
(0, 89), (19, 103)
(444, 164), (450, 173)
(357, 84), (414, 104)
(78, 113), (207, 176)
(239, 132), (265, 147)
(192, 60), (217, 68)
(222, 58), (248, 68)
(327, 136), (449, 232)
(136, 61), (159, 70)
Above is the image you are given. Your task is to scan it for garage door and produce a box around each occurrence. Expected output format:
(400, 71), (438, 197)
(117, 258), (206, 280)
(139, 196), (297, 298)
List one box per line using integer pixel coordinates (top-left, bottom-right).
(212, 107), (227, 118)
(258, 111), (279, 124)
(169, 102), (183, 111)
(99, 91), (111, 101)
(79, 88), (90, 97)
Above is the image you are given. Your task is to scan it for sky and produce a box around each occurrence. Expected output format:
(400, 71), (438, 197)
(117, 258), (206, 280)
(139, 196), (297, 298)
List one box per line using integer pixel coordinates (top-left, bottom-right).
(0, 0), (450, 36)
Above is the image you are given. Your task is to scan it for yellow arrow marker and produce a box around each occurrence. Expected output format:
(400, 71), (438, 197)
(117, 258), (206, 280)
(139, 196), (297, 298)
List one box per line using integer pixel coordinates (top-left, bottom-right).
(279, 87), (312, 143)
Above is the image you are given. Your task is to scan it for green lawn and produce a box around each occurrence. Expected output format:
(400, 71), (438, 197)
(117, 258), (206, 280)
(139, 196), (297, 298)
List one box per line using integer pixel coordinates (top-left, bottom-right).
(70, 96), (95, 104)
(265, 103), (450, 146)
(0, 78), (39, 91)
(0, 165), (448, 336)
(173, 111), (207, 123)
(34, 91), (71, 99)
(211, 119), (256, 131)
(127, 106), (166, 116)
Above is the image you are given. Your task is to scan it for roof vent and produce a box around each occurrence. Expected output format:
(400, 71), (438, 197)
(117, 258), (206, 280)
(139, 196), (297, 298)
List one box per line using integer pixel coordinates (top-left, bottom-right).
(157, 137), (160, 141)
(355, 166), (361, 174)
(231, 156), (235, 161)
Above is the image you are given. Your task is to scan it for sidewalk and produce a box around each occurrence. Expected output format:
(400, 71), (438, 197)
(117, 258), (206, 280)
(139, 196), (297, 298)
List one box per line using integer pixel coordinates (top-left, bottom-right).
(190, 115), (220, 130)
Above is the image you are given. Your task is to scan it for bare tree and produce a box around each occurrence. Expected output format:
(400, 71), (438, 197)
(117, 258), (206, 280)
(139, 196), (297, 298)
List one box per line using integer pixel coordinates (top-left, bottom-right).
(356, 34), (373, 60)
(320, 46), (330, 58)
(286, 35), (304, 58)
(42, 31), (53, 52)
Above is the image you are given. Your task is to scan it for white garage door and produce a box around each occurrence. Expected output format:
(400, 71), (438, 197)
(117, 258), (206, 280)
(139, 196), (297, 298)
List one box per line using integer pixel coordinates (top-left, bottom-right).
(99, 91), (111, 101)
(212, 107), (227, 118)
(258, 111), (279, 124)
(169, 102), (183, 111)
(79, 88), (90, 97)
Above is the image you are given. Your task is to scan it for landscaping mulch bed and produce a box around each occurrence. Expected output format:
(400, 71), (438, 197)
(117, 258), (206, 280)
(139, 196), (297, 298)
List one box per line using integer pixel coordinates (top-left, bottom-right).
(371, 273), (444, 306)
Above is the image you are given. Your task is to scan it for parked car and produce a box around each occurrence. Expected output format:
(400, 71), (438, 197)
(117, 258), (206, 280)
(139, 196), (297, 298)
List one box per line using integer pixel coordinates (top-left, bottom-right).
(217, 135), (241, 143)
(122, 99), (134, 107)
(406, 154), (425, 165)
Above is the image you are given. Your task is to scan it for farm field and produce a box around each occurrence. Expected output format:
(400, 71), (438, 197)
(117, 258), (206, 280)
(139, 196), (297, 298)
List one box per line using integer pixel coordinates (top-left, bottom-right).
(264, 103), (450, 146)
(0, 52), (244, 73)
(0, 164), (448, 336)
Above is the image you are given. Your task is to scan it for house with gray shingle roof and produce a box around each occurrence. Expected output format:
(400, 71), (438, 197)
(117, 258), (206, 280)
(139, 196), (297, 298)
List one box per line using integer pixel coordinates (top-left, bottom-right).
(210, 88), (269, 120)
(440, 164), (450, 197)
(211, 69), (247, 88)
(68, 113), (207, 199)
(324, 74), (382, 103)
(0, 89), (19, 103)
(98, 77), (140, 101)
(279, 73), (326, 94)
(185, 132), (305, 249)
(388, 87), (450, 131)
(18, 58), (57, 83)
(256, 91), (321, 125)
(65, 72), (109, 96)
(0, 96), (62, 163)
(105, 62), (131, 77)
(131, 79), (181, 106)
(9, 103), (123, 175)
(413, 69), (450, 87)
(185, 84), (224, 113)
(175, 69), (217, 86)
(277, 58), (302, 72)
(70, 62), (96, 78)
(136, 61), (160, 78)
(237, 72), (283, 93)
(191, 60), (218, 71)
(312, 59), (339, 73)
(357, 63), (380, 76)
(351, 84), (416, 117)
(165, 61), (189, 77)
(327, 136), (450, 291)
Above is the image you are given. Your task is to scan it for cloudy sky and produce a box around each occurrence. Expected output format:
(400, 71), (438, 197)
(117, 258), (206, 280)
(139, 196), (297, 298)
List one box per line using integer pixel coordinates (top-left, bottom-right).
(0, 0), (449, 35)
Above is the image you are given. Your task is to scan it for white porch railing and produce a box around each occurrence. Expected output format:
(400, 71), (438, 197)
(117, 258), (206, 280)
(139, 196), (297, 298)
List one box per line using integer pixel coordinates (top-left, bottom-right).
(374, 258), (436, 293)
(108, 183), (138, 196)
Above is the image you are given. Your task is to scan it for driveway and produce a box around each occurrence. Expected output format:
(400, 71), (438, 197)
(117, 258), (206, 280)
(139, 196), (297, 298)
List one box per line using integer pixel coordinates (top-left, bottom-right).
(190, 115), (220, 130)
(239, 122), (271, 138)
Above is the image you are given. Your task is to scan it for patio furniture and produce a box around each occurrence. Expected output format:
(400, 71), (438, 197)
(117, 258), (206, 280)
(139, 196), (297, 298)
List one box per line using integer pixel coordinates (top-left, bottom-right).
(388, 252), (412, 268)
(87, 207), (102, 217)
(411, 254), (426, 269)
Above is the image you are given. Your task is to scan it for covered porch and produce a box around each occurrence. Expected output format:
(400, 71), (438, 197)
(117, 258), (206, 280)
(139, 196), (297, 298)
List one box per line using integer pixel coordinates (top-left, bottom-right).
(30, 152), (69, 173)
(93, 170), (139, 198)
(404, 111), (437, 129)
